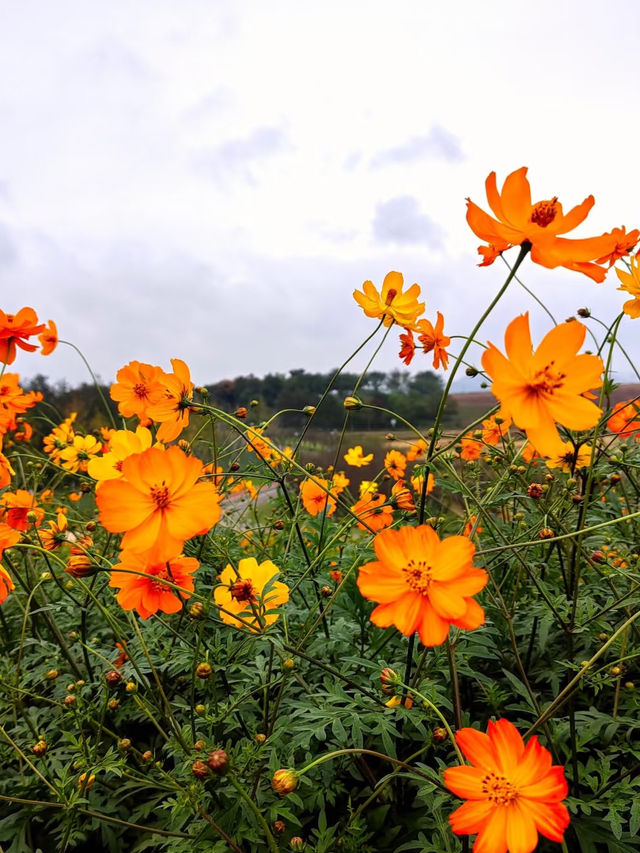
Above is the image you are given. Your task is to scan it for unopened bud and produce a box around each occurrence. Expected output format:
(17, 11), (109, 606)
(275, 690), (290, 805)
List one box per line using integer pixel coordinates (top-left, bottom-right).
(577, 307), (591, 318)
(108, 698), (120, 711)
(465, 366), (478, 377)
(141, 750), (153, 762)
(527, 483), (543, 499)
(105, 670), (122, 686)
(255, 733), (266, 744)
(196, 662), (212, 679)
(380, 667), (399, 695)
(273, 519), (285, 530)
(343, 396), (362, 411)
(274, 820), (286, 834)
(272, 769), (298, 796)
(189, 602), (204, 619)
(125, 681), (137, 693)
(192, 760), (209, 780)
(118, 738), (131, 751)
(32, 740), (47, 756)
(432, 727), (448, 743)
(78, 772), (95, 790)
(64, 695), (76, 707)
(539, 528), (555, 540)
(303, 405), (316, 416)
(207, 749), (229, 775)
(234, 407), (248, 419)
(45, 669), (59, 681)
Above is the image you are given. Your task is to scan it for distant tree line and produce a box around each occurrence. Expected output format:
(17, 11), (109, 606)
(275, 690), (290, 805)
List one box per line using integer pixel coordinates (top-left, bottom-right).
(23, 368), (457, 433)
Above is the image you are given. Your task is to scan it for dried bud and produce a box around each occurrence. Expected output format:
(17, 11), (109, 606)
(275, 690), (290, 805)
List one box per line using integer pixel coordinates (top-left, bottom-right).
(234, 407), (248, 419)
(105, 670), (122, 686)
(432, 727), (448, 743)
(207, 749), (229, 775)
(79, 481), (92, 493)
(320, 585), (332, 598)
(85, 520), (97, 532)
(527, 483), (544, 499)
(64, 695), (76, 707)
(108, 698), (120, 711)
(196, 662), (212, 679)
(119, 738), (131, 751)
(32, 740), (47, 756)
(343, 396), (362, 411)
(274, 820), (286, 834)
(230, 461), (241, 472)
(273, 519), (285, 530)
(539, 528), (555, 540)
(610, 473), (621, 484)
(577, 307), (591, 318)
(465, 366), (478, 377)
(191, 760), (209, 780)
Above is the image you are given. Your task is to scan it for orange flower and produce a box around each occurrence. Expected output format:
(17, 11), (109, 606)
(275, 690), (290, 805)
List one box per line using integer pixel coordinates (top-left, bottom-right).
(463, 515), (483, 538)
(0, 307), (45, 365)
(545, 441), (592, 473)
(43, 414), (76, 462)
(59, 434), (103, 473)
(0, 373), (40, 435)
(444, 718), (570, 852)
(466, 167), (618, 281)
(460, 433), (484, 461)
(214, 557), (289, 631)
(0, 521), (20, 569)
(416, 312), (451, 370)
(110, 361), (165, 424)
(0, 438), (14, 488)
(38, 320), (58, 356)
(146, 359), (194, 442)
(481, 314), (603, 455)
(406, 439), (427, 462)
(353, 271), (425, 328)
(356, 525), (488, 646)
(109, 550), (199, 619)
(481, 413), (512, 446)
(608, 399), (640, 437)
(391, 480), (415, 511)
(596, 226), (639, 267)
(299, 477), (336, 517)
(331, 472), (350, 494)
(351, 492), (394, 532)
(344, 445), (374, 467)
(398, 328), (416, 365)
(87, 426), (155, 482)
(0, 563), (14, 603)
(615, 255), (640, 319)
(1, 490), (44, 530)
(96, 445), (222, 556)
(410, 472), (435, 495)
(384, 449), (407, 480)
(39, 511), (69, 551)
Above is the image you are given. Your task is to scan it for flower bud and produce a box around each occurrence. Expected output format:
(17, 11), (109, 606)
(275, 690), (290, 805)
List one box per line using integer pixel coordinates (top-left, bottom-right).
(45, 669), (59, 681)
(343, 396), (362, 411)
(577, 307), (591, 318)
(230, 461), (241, 472)
(234, 407), (248, 419)
(78, 772), (95, 790)
(196, 662), (212, 679)
(108, 698), (120, 711)
(105, 670), (122, 686)
(26, 510), (39, 524)
(539, 528), (555, 540)
(380, 667), (399, 695)
(189, 601), (204, 619)
(272, 768), (298, 796)
(432, 727), (448, 743)
(320, 585), (332, 598)
(290, 839), (305, 852)
(255, 733), (266, 744)
(79, 482), (92, 493)
(303, 405), (316, 416)
(32, 740), (47, 756)
(64, 695), (76, 707)
(125, 681), (137, 693)
(118, 738), (131, 751)
(192, 759), (209, 780)
(273, 519), (285, 530)
(142, 750), (153, 762)
(85, 520), (97, 532)
(527, 483), (543, 499)
(465, 366), (478, 377)
(207, 749), (229, 775)
(274, 820), (285, 834)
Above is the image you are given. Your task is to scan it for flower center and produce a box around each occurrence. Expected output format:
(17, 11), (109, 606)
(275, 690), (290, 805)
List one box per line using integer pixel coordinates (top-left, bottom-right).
(385, 288), (398, 305)
(402, 558), (433, 595)
(147, 563), (172, 592)
(530, 197), (559, 228)
(528, 360), (566, 395)
(230, 578), (257, 602)
(150, 484), (170, 509)
(481, 771), (519, 805)
(133, 382), (149, 399)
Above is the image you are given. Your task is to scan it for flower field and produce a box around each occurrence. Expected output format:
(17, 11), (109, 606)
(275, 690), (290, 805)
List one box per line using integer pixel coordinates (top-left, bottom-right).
(1, 168), (640, 852)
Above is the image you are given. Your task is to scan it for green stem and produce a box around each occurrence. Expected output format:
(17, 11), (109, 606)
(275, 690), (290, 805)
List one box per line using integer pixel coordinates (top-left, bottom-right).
(227, 774), (278, 853)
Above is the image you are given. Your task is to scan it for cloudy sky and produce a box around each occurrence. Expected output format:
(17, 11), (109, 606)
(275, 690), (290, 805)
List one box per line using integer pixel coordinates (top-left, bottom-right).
(1, 0), (639, 390)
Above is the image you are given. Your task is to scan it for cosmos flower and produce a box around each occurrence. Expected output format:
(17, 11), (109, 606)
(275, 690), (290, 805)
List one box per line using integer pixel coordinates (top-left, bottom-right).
(299, 477), (337, 517)
(0, 307), (46, 365)
(416, 312), (451, 370)
(110, 360), (165, 425)
(615, 255), (640, 318)
(356, 525), (487, 646)
(344, 445), (374, 467)
(109, 550), (199, 619)
(444, 718), (570, 853)
(351, 492), (394, 532)
(353, 271), (425, 328)
(466, 167), (618, 281)
(481, 314), (603, 455)
(214, 557), (289, 631)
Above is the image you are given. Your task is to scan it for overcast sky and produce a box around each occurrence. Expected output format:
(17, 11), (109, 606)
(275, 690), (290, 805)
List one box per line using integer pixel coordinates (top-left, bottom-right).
(1, 0), (639, 391)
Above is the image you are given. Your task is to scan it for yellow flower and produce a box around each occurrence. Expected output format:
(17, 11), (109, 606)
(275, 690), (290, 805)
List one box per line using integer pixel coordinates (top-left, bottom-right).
(353, 271), (425, 328)
(87, 426), (156, 482)
(616, 255), (640, 318)
(331, 472), (350, 494)
(545, 441), (592, 473)
(214, 557), (289, 631)
(59, 435), (102, 473)
(344, 445), (374, 467)
(359, 480), (378, 498)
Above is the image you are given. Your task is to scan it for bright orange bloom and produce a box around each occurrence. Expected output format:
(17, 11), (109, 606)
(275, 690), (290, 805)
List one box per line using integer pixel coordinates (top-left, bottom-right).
(38, 320), (58, 356)
(460, 433), (484, 461)
(398, 328), (416, 365)
(0, 437), (14, 489)
(410, 472), (435, 495)
(616, 255), (640, 319)
(43, 414), (76, 463)
(0, 373), (40, 435)
(545, 441), (592, 473)
(299, 477), (336, 517)
(214, 557), (289, 631)
(88, 426), (155, 482)
(0, 564), (14, 603)
(356, 525), (488, 646)
(608, 399), (640, 437)
(384, 449), (407, 480)
(416, 312), (451, 370)
(391, 480), (415, 511)
(59, 434), (103, 473)
(444, 718), (570, 852)
(39, 511), (69, 551)
(344, 445), (374, 467)
(96, 445), (222, 556)
(147, 359), (194, 442)
(351, 492), (394, 532)
(0, 521), (20, 562)
(406, 439), (427, 462)
(110, 361), (165, 424)
(0, 307), (45, 365)
(109, 550), (199, 619)
(331, 472), (350, 494)
(12, 419), (33, 442)
(463, 515), (484, 538)
(481, 413), (512, 446)
(353, 271), (425, 328)
(481, 314), (603, 456)
(521, 443), (541, 465)
(1, 490), (44, 530)
(466, 167), (618, 282)
(596, 226), (639, 267)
